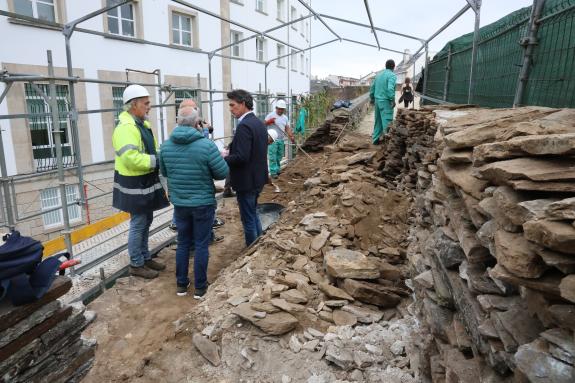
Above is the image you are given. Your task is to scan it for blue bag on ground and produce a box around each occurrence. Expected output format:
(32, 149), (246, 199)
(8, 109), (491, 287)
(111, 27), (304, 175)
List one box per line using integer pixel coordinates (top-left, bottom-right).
(0, 231), (64, 306)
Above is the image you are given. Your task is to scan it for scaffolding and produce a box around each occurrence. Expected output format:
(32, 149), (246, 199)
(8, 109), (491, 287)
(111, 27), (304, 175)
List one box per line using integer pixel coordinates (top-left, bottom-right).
(0, 0), (489, 272)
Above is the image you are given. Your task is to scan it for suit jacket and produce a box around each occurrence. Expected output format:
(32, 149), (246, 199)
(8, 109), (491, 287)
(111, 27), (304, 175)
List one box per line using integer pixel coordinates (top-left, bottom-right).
(225, 112), (269, 193)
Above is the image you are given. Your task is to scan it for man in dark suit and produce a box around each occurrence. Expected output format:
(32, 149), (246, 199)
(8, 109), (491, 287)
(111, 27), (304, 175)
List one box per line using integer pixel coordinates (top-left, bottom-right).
(224, 89), (269, 246)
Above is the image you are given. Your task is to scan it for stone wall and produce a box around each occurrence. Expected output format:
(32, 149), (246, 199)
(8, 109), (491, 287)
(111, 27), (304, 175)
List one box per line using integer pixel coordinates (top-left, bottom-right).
(378, 106), (575, 382)
(0, 276), (97, 382)
(302, 93), (370, 152)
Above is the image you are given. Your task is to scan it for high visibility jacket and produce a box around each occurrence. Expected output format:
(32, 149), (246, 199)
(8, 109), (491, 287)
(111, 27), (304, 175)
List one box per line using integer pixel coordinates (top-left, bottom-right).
(113, 111), (157, 176)
(112, 111), (168, 214)
(370, 69), (397, 102)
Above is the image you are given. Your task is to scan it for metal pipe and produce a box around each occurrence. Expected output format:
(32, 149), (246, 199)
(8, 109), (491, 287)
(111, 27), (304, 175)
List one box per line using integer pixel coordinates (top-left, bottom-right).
(0, 124), (15, 230)
(208, 56), (214, 131)
(0, 83), (13, 105)
(341, 38), (405, 55)
(423, 43), (429, 103)
(1, 75), (78, 83)
(297, 0), (340, 40)
(467, 1), (482, 104)
(267, 38), (339, 64)
(47, 50), (74, 267)
(443, 45), (452, 101)
(171, 0), (303, 51)
(155, 69), (166, 143)
(319, 13), (424, 42)
(514, 0), (546, 107)
(427, 4), (472, 44)
(212, 14), (313, 55)
(64, 33), (86, 228)
(63, 0), (132, 35)
(363, 0), (381, 50)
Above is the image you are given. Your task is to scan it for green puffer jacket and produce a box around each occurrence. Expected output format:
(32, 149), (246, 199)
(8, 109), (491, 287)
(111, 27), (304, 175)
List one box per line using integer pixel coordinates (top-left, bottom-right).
(159, 126), (228, 207)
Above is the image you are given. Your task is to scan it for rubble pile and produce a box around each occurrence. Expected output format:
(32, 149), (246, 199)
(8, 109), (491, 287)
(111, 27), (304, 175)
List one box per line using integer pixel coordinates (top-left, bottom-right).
(169, 135), (422, 382)
(0, 276), (97, 382)
(404, 106), (575, 382)
(375, 108), (439, 191)
(302, 94), (370, 152)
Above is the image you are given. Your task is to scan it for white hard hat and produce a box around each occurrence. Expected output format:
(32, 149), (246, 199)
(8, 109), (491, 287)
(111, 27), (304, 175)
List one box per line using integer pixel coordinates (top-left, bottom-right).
(275, 99), (287, 109)
(267, 129), (279, 142)
(123, 84), (150, 104)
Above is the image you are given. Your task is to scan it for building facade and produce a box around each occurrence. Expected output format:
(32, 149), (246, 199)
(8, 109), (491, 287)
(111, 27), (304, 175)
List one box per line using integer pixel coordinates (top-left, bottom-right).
(0, 0), (311, 240)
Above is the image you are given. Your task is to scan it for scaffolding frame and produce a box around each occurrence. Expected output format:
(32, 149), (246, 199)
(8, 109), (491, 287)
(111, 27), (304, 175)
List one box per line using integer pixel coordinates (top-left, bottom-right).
(0, 0), (486, 267)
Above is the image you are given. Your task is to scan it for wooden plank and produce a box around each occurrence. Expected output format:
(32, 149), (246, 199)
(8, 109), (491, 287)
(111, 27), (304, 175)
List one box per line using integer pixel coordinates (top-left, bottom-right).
(42, 212), (130, 257)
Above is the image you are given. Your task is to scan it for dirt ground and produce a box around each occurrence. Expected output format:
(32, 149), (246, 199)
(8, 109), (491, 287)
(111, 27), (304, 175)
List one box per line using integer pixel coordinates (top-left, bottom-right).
(82, 144), (327, 382)
(82, 125), (417, 382)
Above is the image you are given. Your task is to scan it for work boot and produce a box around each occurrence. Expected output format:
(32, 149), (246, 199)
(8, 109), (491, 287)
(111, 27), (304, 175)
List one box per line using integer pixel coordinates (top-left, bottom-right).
(222, 188), (236, 198)
(145, 259), (166, 271)
(130, 265), (158, 279)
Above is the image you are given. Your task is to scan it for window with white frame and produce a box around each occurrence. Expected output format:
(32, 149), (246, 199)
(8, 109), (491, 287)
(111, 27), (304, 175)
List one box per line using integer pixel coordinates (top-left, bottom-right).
(40, 185), (81, 228)
(231, 30), (243, 58)
(255, 0), (265, 13)
(276, 0), (285, 21)
(106, 0), (135, 37)
(174, 89), (198, 118)
(290, 6), (296, 30)
(256, 37), (265, 62)
(112, 86), (125, 125)
(290, 49), (297, 70)
(14, 0), (56, 22)
(172, 12), (193, 46)
(300, 53), (304, 73)
(276, 44), (285, 67)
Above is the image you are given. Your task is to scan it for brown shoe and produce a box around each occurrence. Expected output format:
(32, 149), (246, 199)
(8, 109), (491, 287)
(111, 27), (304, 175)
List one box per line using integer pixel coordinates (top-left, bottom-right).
(130, 265), (159, 279)
(145, 259), (166, 271)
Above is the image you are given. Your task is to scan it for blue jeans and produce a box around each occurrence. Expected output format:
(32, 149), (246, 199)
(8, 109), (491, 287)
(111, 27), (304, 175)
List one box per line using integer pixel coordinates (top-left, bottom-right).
(236, 190), (263, 247)
(128, 211), (154, 267)
(174, 205), (215, 289)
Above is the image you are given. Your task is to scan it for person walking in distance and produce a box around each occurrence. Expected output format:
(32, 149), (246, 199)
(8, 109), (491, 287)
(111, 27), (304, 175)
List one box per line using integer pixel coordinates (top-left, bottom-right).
(370, 59), (397, 144)
(399, 77), (414, 108)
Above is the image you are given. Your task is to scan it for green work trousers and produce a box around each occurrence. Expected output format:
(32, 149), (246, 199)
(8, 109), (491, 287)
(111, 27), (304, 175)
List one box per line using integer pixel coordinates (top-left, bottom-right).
(268, 139), (285, 177)
(372, 99), (394, 144)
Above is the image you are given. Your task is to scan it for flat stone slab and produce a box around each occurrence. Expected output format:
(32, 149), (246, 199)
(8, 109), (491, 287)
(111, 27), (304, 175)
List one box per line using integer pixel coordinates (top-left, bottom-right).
(515, 339), (575, 383)
(494, 230), (547, 279)
(192, 334), (220, 366)
(324, 249), (380, 279)
(508, 180), (575, 193)
(477, 157), (575, 184)
(234, 303), (298, 335)
(559, 275), (575, 303)
(340, 279), (401, 308)
(332, 310), (357, 326)
(524, 220), (575, 255)
(280, 289), (308, 304)
(546, 197), (575, 220)
(318, 282), (354, 301)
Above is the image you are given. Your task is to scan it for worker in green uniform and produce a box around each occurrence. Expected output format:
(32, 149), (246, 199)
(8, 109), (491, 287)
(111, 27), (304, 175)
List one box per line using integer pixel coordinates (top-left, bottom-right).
(370, 59), (397, 144)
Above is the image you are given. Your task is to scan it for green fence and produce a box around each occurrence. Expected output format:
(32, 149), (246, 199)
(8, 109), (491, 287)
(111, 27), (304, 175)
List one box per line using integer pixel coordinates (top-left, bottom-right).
(425, 0), (575, 108)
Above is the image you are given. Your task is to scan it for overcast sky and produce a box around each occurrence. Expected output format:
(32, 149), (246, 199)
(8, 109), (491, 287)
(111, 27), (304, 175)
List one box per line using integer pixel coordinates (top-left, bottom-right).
(305, 0), (533, 79)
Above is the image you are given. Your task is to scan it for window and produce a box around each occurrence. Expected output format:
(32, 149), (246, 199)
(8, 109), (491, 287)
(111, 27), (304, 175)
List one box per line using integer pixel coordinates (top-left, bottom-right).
(24, 83), (75, 172)
(172, 12), (193, 46)
(290, 49), (297, 70)
(107, 0), (135, 37)
(256, 37), (265, 62)
(14, 0), (56, 22)
(276, 44), (285, 67)
(40, 185), (81, 228)
(255, 95), (267, 120)
(305, 20), (309, 40)
(300, 53), (304, 73)
(255, 0), (265, 13)
(231, 30), (243, 57)
(276, 0), (285, 21)
(290, 6), (296, 29)
(300, 14), (304, 35)
(112, 86), (125, 125)
(174, 89), (198, 118)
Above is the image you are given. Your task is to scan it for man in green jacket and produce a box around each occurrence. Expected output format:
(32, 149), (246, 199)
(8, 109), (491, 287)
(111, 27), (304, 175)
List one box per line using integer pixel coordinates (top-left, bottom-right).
(370, 59), (397, 144)
(160, 106), (229, 298)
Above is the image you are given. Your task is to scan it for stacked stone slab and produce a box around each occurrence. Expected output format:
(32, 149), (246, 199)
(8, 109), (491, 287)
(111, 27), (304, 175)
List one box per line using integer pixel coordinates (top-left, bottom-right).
(405, 106), (575, 382)
(0, 276), (97, 382)
(375, 108), (439, 192)
(302, 93), (370, 152)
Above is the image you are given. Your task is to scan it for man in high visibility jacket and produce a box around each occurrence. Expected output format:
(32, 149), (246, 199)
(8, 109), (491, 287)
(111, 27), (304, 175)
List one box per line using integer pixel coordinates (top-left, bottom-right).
(370, 59), (397, 144)
(112, 84), (169, 279)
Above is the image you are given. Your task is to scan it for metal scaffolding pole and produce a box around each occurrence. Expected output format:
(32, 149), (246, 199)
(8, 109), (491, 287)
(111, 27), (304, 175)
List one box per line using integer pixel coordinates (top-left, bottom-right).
(443, 45), (452, 101)
(363, 0), (381, 50)
(47, 50), (74, 268)
(513, 0), (546, 107)
(467, 0), (482, 104)
(297, 0), (341, 40)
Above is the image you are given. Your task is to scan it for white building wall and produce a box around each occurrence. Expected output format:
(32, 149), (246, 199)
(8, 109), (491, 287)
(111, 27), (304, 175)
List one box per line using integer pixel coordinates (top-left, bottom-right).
(0, 0), (310, 177)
